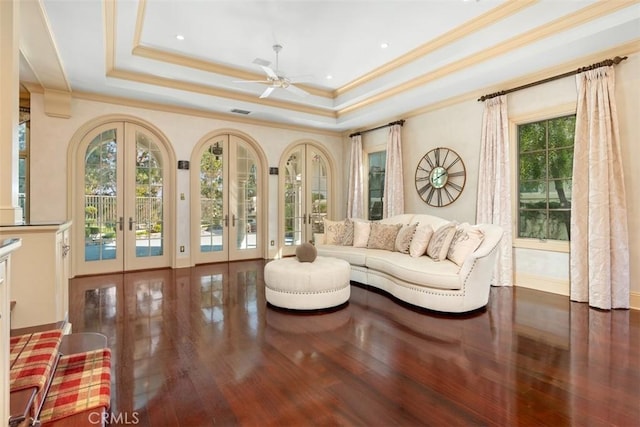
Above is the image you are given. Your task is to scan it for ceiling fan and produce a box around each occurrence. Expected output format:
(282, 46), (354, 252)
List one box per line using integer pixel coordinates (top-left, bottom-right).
(236, 44), (310, 99)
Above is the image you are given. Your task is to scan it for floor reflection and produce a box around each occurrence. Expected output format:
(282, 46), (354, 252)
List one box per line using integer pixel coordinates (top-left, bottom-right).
(68, 262), (639, 426)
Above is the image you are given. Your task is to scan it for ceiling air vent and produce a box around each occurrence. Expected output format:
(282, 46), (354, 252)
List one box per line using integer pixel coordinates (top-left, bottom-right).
(231, 108), (251, 115)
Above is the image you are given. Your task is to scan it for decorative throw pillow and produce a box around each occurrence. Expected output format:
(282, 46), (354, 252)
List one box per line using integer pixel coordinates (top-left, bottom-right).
(341, 218), (355, 246)
(296, 242), (317, 263)
(323, 219), (346, 245)
(395, 223), (417, 253)
(353, 221), (371, 248)
(367, 223), (403, 251)
(426, 222), (457, 261)
(447, 224), (485, 266)
(409, 224), (434, 258)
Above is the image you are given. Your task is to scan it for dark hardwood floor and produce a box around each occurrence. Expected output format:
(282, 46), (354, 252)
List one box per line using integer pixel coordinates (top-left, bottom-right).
(67, 260), (640, 426)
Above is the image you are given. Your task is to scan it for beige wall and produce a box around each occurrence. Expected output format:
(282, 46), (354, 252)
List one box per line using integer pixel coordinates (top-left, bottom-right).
(27, 53), (639, 307)
(28, 95), (344, 266)
(359, 53), (638, 307)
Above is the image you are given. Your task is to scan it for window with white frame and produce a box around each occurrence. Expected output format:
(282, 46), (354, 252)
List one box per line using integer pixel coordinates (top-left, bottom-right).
(517, 114), (575, 241)
(367, 150), (385, 220)
(18, 107), (30, 223)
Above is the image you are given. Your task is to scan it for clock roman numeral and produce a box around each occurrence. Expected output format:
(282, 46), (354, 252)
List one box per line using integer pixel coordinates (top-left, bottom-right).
(448, 171), (465, 178)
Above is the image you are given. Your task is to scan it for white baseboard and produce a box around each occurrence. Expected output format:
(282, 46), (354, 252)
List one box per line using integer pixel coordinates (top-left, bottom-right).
(174, 257), (192, 269)
(631, 292), (640, 311)
(515, 273), (570, 296)
(516, 273), (640, 311)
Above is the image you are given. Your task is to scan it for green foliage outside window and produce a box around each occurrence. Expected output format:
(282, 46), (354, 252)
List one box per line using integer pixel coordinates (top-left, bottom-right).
(518, 115), (575, 241)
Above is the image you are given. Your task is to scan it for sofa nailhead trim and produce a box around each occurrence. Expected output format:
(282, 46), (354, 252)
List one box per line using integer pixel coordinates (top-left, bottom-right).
(266, 285), (349, 295)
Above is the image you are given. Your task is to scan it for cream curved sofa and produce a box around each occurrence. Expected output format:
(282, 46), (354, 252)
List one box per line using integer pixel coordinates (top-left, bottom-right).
(314, 214), (504, 314)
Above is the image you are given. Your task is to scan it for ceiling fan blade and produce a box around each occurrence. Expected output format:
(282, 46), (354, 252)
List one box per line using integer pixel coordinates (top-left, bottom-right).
(252, 58), (271, 67)
(259, 65), (278, 80)
(259, 86), (275, 99)
(233, 79), (271, 84)
(285, 84), (310, 97)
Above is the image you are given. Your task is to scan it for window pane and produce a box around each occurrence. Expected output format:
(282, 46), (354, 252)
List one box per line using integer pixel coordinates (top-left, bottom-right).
(548, 115), (576, 148)
(200, 142), (224, 253)
(18, 158), (26, 222)
(309, 149), (328, 235)
(519, 152), (546, 181)
(18, 122), (28, 152)
(517, 114), (575, 242)
(520, 181), (547, 210)
(548, 178), (572, 209)
(518, 122), (546, 152)
(368, 151), (385, 220)
(235, 142), (258, 250)
(519, 210), (547, 239)
(548, 148), (573, 179)
(548, 211), (571, 241)
(284, 148), (303, 246)
(84, 129), (118, 261)
(135, 131), (164, 258)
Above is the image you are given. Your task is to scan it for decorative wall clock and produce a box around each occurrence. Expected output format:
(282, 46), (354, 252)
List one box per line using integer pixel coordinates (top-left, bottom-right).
(414, 147), (466, 207)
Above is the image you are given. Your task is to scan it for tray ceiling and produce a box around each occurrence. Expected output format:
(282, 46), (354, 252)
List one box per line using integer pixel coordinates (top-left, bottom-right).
(19, 0), (640, 133)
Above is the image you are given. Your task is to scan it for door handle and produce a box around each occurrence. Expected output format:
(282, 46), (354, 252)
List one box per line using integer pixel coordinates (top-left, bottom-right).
(117, 217), (124, 231)
(129, 217), (135, 231)
(302, 213), (307, 224)
(232, 214), (236, 227)
(224, 214), (228, 227)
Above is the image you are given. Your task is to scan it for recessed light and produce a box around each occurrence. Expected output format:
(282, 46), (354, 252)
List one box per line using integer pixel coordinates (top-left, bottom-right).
(380, 42), (389, 49)
(176, 34), (185, 41)
(326, 75), (333, 80)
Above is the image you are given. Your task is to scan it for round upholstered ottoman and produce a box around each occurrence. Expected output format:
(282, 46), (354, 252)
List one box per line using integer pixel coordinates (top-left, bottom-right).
(264, 256), (351, 310)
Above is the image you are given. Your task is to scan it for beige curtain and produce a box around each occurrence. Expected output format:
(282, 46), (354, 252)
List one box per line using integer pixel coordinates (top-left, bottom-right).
(570, 66), (629, 309)
(347, 134), (364, 218)
(476, 95), (513, 286)
(383, 124), (404, 218)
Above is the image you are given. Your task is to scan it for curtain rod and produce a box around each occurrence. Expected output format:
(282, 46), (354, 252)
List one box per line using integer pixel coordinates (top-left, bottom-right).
(477, 56), (628, 102)
(349, 119), (405, 138)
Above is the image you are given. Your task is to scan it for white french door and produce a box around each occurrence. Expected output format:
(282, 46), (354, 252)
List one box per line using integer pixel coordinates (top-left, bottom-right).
(192, 134), (263, 264)
(280, 144), (331, 256)
(75, 122), (171, 275)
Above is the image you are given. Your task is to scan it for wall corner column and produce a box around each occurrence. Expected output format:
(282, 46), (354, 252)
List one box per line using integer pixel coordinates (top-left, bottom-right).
(0, 0), (22, 225)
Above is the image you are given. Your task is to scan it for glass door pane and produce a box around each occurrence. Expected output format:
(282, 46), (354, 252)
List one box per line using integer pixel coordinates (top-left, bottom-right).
(308, 148), (328, 235)
(77, 122), (171, 275)
(84, 129), (119, 262)
(283, 148), (304, 247)
(134, 131), (164, 258)
(234, 142), (258, 251)
(199, 138), (226, 254)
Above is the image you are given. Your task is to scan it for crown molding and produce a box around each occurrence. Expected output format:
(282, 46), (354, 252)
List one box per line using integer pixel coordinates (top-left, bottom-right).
(71, 90), (342, 137)
(402, 42), (639, 120)
(337, 0), (639, 117)
(131, 45), (334, 100)
(106, 68), (336, 119)
(334, 0), (539, 97)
